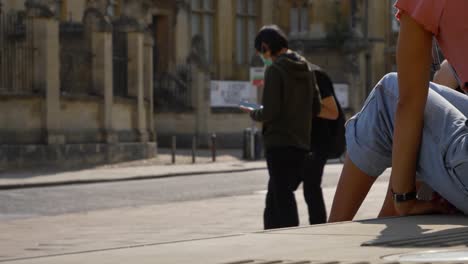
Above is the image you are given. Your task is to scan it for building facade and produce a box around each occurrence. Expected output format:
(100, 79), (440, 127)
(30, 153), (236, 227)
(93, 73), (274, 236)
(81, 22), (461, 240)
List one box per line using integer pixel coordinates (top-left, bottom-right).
(0, 0), (157, 168)
(0, 0), (400, 168)
(153, 0), (274, 148)
(155, 0), (399, 148)
(272, 0), (398, 114)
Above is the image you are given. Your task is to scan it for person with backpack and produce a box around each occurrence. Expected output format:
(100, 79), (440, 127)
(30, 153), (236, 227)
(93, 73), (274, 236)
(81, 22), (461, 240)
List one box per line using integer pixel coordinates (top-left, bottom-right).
(241, 25), (338, 229)
(303, 68), (342, 225)
(243, 25), (320, 230)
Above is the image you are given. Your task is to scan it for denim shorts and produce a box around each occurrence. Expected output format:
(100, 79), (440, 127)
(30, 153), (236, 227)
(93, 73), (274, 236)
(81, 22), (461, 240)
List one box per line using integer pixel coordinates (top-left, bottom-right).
(346, 72), (468, 214)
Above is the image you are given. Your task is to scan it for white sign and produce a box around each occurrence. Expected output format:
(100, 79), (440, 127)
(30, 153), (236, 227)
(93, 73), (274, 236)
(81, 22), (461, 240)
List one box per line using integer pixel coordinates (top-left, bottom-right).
(211, 81), (257, 107)
(333, 83), (349, 109)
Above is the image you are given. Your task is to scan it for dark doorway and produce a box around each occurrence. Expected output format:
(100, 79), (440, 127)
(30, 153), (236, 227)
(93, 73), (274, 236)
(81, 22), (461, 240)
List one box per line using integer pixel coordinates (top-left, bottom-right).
(151, 15), (191, 112)
(151, 15), (170, 78)
(112, 28), (128, 97)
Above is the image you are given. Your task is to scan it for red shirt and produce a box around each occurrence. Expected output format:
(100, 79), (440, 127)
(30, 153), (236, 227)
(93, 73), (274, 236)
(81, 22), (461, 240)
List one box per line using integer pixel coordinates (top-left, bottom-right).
(396, 0), (468, 90)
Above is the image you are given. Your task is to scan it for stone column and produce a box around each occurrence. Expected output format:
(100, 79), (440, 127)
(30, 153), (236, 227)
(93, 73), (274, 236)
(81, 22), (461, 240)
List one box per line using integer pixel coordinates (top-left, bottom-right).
(128, 31), (148, 142)
(92, 31), (116, 143)
(215, 0), (233, 79)
(27, 2), (64, 144)
(192, 66), (211, 147)
(368, 0), (387, 85)
(144, 33), (155, 142)
(188, 32), (211, 147)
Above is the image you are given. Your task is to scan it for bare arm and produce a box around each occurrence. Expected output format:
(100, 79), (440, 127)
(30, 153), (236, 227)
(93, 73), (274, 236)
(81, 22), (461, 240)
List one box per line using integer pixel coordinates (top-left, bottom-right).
(378, 180), (430, 218)
(379, 59), (459, 217)
(317, 96), (339, 120)
(314, 71), (339, 120)
(392, 13), (441, 216)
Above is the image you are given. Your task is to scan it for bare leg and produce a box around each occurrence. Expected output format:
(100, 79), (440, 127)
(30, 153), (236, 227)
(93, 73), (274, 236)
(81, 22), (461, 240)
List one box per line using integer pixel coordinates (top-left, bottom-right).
(328, 154), (376, 222)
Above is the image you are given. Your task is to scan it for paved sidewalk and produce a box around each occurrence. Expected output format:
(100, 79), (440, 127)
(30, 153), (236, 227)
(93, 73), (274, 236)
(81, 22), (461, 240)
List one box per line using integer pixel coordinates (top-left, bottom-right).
(0, 149), (266, 190)
(0, 148), (342, 190)
(0, 174), (389, 262)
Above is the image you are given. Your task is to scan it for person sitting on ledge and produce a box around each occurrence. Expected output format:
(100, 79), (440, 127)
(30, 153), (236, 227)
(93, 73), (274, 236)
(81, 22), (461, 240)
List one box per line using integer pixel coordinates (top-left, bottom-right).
(329, 0), (468, 222)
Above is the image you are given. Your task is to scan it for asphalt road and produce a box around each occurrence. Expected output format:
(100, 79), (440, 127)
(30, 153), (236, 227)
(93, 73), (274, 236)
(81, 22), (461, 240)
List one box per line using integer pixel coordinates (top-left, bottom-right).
(0, 164), (390, 221)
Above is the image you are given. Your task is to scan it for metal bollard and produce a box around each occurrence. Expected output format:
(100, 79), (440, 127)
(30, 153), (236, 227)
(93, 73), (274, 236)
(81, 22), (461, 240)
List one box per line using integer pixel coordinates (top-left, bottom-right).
(250, 128), (255, 160)
(171, 136), (176, 164)
(192, 135), (197, 164)
(211, 133), (217, 162)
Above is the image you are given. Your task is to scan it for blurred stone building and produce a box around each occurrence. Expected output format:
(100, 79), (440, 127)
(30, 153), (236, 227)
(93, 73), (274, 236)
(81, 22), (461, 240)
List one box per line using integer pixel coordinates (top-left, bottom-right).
(154, 0), (400, 148)
(272, 0), (399, 114)
(0, 0), (401, 168)
(153, 0), (274, 148)
(0, 0), (156, 168)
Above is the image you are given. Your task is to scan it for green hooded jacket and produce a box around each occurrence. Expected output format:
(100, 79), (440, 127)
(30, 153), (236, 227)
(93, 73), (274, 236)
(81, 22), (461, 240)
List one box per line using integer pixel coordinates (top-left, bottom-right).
(250, 51), (321, 150)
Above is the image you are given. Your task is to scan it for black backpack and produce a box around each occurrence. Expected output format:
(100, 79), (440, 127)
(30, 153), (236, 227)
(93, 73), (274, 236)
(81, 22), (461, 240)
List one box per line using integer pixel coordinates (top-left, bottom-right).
(312, 70), (346, 159)
(326, 83), (346, 159)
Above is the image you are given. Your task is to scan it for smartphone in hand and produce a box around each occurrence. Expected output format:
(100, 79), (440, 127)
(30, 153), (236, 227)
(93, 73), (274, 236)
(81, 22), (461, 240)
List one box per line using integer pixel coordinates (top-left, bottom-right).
(238, 101), (262, 111)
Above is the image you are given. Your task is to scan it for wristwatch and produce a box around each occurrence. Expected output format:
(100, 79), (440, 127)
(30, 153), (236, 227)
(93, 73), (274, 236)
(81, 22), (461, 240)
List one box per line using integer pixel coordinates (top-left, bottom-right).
(391, 189), (417, 203)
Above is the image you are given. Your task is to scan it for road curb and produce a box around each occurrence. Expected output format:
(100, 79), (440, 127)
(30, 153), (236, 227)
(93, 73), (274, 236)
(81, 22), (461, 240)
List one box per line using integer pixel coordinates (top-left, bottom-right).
(0, 166), (267, 190)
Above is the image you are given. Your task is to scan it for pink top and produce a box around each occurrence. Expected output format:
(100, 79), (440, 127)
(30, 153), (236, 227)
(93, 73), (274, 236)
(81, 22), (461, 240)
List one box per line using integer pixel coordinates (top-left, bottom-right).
(395, 0), (468, 90)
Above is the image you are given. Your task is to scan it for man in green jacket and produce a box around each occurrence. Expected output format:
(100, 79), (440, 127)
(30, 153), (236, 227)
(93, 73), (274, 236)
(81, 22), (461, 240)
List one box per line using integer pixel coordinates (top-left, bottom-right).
(241, 25), (321, 229)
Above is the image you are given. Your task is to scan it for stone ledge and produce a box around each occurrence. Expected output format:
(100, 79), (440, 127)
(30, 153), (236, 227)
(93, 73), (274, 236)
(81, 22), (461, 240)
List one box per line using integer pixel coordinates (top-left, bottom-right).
(60, 93), (103, 102)
(0, 93), (44, 100)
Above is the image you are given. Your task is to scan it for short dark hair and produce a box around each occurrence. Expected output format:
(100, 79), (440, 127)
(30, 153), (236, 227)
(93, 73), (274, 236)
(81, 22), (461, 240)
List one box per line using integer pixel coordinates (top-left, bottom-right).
(254, 25), (288, 55)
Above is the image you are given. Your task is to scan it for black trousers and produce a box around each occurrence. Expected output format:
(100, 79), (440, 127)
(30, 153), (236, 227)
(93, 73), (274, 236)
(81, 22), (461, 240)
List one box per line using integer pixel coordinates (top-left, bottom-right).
(263, 147), (327, 230)
(264, 147), (306, 229)
(303, 152), (327, 225)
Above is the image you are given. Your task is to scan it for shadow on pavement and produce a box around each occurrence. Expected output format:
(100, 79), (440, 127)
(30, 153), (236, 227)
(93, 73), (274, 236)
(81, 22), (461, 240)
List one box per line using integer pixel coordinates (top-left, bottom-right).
(360, 215), (468, 248)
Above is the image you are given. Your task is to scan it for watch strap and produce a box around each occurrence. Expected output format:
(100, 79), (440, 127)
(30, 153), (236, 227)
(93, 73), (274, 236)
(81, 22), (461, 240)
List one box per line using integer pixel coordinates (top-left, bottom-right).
(392, 189), (417, 203)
